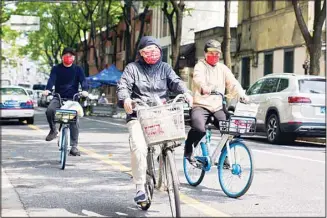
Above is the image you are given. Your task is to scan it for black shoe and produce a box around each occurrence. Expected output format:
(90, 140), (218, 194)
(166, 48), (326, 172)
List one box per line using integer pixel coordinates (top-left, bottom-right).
(70, 147), (81, 156)
(46, 130), (58, 141)
(184, 152), (196, 164)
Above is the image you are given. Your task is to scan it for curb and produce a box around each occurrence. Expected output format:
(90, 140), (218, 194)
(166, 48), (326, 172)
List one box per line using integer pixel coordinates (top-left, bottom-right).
(1, 168), (29, 217)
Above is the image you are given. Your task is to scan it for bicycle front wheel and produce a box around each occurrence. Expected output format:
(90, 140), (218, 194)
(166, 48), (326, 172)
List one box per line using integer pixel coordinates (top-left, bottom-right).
(60, 127), (68, 170)
(183, 143), (206, 186)
(165, 149), (181, 217)
(217, 141), (254, 198)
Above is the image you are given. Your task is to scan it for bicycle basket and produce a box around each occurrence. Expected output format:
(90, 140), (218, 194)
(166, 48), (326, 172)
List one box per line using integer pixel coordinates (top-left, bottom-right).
(54, 109), (77, 123)
(219, 115), (256, 135)
(137, 102), (185, 146)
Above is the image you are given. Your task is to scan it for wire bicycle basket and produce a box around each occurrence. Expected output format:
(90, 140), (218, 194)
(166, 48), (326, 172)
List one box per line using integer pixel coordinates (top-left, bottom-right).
(219, 115), (257, 135)
(54, 109), (78, 124)
(136, 102), (186, 146)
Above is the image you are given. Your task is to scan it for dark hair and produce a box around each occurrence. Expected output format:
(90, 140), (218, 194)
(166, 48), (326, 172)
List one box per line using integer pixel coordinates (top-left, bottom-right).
(62, 47), (76, 56)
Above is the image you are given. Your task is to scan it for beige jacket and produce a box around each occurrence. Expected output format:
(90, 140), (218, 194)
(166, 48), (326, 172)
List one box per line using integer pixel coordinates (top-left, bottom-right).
(192, 59), (245, 112)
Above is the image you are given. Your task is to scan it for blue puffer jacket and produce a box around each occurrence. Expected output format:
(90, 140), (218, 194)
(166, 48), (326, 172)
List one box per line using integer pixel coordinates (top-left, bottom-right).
(116, 36), (189, 122)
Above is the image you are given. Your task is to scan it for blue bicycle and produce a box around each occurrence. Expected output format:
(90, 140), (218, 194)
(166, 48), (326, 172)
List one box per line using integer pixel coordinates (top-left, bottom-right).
(183, 91), (256, 198)
(53, 92), (81, 170)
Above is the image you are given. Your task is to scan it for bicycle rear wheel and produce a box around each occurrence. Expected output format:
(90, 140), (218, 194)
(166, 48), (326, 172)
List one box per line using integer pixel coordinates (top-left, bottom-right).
(60, 127), (68, 170)
(217, 141), (254, 198)
(165, 149), (181, 217)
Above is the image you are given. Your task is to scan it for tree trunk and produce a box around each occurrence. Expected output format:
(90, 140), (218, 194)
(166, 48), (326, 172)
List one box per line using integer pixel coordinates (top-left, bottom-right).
(223, 0), (231, 69)
(162, 0), (185, 75)
(132, 4), (149, 61)
(83, 29), (89, 76)
(292, 0), (326, 75)
(123, 0), (132, 65)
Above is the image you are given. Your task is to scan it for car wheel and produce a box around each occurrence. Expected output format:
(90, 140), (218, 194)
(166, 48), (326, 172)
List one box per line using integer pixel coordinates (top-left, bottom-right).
(266, 113), (282, 144)
(26, 117), (34, 125)
(266, 114), (296, 145)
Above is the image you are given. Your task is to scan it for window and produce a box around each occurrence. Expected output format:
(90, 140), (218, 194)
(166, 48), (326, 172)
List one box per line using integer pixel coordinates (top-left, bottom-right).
(276, 78), (289, 92)
(246, 79), (264, 95)
(264, 52), (273, 75)
(260, 78), (279, 94)
(0, 88), (27, 96)
(284, 49), (294, 73)
(241, 57), (251, 89)
(162, 47), (168, 63)
(298, 79), (326, 94)
(268, 0), (276, 11)
(285, 0), (292, 7)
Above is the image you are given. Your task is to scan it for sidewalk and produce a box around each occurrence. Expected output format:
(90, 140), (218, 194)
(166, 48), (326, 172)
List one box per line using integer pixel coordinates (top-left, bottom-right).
(1, 168), (29, 217)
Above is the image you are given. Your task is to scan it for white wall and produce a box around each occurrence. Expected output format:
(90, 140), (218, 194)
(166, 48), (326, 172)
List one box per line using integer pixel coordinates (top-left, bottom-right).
(294, 46), (307, 74)
(273, 50), (284, 73)
(181, 1), (238, 45)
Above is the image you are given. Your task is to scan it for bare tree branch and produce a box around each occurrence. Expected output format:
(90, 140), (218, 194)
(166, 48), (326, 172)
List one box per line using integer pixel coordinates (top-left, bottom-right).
(292, 0), (312, 49)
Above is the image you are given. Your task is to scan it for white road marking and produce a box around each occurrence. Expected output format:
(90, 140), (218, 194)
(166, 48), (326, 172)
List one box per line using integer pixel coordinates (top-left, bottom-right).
(252, 149), (325, 164)
(115, 212), (128, 216)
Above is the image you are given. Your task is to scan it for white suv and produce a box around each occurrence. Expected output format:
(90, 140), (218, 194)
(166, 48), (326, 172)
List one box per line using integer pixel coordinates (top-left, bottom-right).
(246, 73), (326, 144)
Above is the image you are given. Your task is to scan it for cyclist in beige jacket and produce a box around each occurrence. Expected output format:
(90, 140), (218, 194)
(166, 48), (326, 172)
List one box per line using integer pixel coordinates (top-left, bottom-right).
(184, 39), (249, 163)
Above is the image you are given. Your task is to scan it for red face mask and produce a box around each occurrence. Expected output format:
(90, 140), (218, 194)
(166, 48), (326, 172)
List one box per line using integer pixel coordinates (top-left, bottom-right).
(206, 54), (219, 66)
(142, 49), (161, 65)
(63, 55), (74, 66)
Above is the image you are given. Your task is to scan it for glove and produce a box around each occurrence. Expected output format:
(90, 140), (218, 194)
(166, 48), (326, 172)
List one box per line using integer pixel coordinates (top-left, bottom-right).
(184, 92), (193, 107)
(43, 90), (51, 96)
(81, 91), (89, 97)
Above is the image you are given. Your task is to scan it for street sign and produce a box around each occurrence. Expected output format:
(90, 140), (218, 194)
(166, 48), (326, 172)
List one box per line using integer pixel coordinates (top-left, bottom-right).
(8, 15), (40, 31)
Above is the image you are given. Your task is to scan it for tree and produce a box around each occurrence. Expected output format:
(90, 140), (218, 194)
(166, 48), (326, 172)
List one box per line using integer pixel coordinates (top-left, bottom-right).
(222, 0), (231, 69)
(292, 0), (326, 75)
(162, 0), (185, 73)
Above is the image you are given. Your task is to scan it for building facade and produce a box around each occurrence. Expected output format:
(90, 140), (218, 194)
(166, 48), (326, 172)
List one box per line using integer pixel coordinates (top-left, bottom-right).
(237, 1), (326, 89)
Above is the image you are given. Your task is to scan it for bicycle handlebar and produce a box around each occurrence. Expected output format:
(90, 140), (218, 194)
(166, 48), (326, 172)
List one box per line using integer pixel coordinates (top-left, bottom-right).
(209, 90), (233, 116)
(48, 92), (82, 106)
(132, 93), (188, 110)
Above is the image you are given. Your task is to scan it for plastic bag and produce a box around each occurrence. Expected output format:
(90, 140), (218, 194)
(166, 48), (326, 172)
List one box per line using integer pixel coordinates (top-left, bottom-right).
(60, 101), (84, 117)
(234, 102), (259, 117)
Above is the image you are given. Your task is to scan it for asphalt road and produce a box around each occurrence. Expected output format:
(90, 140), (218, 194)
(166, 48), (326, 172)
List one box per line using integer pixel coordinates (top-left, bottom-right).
(1, 108), (326, 217)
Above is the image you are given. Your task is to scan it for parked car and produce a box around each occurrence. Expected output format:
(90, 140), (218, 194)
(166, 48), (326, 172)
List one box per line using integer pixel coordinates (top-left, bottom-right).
(25, 88), (38, 108)
(0, 86), (35, 124)
(246, 73), (325, 144)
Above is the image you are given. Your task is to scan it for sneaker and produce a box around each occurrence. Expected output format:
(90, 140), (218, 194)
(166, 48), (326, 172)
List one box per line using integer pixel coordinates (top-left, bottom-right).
(46, 130), (58, 141)
(184, 152), (196, 164)
(134, 190), (147, 204)
(69, 147), (81, 156)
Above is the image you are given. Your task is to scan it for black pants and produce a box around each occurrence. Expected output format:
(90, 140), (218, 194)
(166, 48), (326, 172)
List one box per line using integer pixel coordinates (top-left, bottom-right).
(46, 97), (79, 147)
(184, 107), (226, 155)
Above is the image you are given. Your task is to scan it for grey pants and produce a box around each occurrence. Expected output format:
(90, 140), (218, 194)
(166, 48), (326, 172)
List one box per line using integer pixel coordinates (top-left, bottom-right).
(184, 107), (226, 155)
(46, 97), (79, 147)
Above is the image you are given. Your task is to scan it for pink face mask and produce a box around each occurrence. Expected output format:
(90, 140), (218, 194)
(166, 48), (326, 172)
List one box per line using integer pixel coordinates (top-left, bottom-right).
(63, 55), (74, 65)
(141, 49), (161, 65)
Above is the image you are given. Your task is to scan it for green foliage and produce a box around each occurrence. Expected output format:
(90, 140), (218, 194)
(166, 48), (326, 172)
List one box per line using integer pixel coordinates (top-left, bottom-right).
(8, 1), (123, 68)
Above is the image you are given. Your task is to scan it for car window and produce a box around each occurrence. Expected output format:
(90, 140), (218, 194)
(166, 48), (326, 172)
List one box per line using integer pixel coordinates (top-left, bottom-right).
(246, 79), (265, 95)
(259, 78), (279, 94)
(27, 90), (33, 96)
(276, 78), (289, 92)
(298, 79), (326, 94)
(1, 88), (27, 96)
